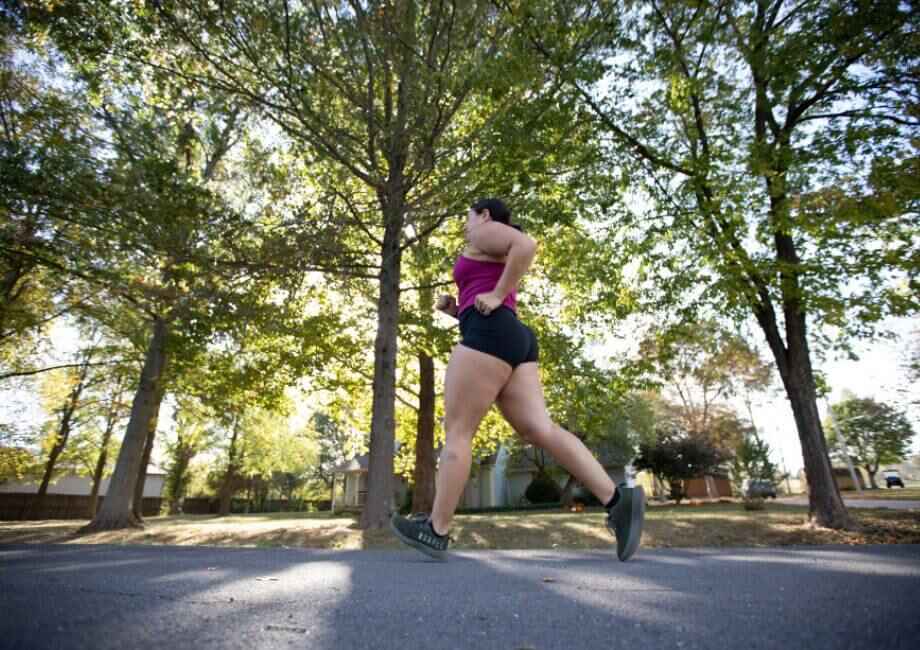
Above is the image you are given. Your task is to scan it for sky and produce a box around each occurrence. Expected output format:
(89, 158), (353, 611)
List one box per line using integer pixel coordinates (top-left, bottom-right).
(741, 315), (918, 474)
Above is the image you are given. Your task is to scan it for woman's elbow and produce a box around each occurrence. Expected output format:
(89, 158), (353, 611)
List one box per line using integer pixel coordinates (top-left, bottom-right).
(521, 236), (538, 258)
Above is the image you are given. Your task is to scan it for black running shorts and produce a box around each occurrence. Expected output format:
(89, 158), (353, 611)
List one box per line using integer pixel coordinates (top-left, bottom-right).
(458, 306), (539, 369)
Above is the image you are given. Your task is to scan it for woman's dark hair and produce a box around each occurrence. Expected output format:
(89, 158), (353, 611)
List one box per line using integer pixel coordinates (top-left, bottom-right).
(471, 198), (522, 231)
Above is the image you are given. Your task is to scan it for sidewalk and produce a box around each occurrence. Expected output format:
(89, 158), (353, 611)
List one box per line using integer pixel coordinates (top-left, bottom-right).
(2, 542), (918, 649)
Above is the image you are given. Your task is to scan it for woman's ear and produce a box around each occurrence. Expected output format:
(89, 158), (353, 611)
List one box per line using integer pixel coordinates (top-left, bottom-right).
(480, 209), (491, 221)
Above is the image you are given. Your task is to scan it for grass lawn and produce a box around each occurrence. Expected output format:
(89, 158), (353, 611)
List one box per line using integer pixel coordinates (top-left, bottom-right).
(1, 502), (918, 550)
(840, 487), (920, 500)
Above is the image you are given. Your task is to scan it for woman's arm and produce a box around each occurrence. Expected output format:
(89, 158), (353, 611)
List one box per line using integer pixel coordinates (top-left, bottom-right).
(468, 222), (538, 301)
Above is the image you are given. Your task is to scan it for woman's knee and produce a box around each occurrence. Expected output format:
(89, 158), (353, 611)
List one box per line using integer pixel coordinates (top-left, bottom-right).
(516, 419), (556, 447)
(443, 425), (475, 449)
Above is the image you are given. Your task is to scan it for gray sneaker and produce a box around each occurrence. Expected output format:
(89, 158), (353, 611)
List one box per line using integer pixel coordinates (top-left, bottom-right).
(390, 513), (450, 561)
(606, 484), (645, 561)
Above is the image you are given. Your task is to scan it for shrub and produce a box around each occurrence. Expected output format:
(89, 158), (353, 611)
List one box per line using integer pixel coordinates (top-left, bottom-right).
(742, 496), (766, 511)
(525, 472), (562, 504)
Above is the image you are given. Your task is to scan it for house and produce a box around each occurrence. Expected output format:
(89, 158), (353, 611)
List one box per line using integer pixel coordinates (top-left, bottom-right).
(0, 467), (166, 498)
(461, 448), (511, 509)
(832, 466), (867, 490)
(633, 471), (733, 500)
(332, 443), (630, 511)
(797, 466), (870, 492)
(331, 454), (409, 512)
(0, 461), (168, 520)
(464, 445), (628, 508)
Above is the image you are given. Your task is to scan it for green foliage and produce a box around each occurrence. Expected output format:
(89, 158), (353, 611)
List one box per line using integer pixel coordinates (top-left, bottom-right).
(235, 406), (317, 487)
(161, 396), (217, 508)
(639, 322), (773, 438)
(730, 430), (780, 493)
(0, 445), (35, 482)
(525, 471), (563, 504)
(306, 411), (363, 487)
(634, 426), (727, 502)
(826, 396), (916, 481)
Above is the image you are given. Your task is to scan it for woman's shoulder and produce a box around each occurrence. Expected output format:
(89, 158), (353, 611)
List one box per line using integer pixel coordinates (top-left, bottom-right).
(461, 247), (506, 264)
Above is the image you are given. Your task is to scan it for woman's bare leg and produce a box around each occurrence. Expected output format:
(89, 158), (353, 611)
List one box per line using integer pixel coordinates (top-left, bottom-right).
(429, 344), (511, 535)
(496, 362), (616, 505)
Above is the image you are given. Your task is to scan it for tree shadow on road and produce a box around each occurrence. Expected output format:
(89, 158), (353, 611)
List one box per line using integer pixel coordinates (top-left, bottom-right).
(3, 538), (919, 649)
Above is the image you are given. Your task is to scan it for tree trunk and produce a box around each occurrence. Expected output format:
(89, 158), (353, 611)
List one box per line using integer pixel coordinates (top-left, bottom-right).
(754, 294), (851, 528)
(218, 419), (241, 517)
(87, 387), (122, 518)
(670, 480), (685, 504)
(87, 447), (107, 519)
(0, 261), (28, 340)
(132, 403), (160, 521)
(166, 444), (193, 515)
(866, 467), (878, 489)
(79, 317), (169, 532)
(360, 206), (404, 529)
(36, 402), (78, 497)
(31, 354), (92, 518)
(744, 32), (851, 529)
(412, 351), (436, 514)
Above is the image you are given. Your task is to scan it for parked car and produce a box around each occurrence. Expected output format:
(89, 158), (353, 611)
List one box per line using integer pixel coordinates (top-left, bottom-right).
(746, 480), (777, 499)
(884, 470), (905, 489)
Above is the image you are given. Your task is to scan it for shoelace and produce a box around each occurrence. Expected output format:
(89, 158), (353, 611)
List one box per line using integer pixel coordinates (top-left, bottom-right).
(408, 512), (454, 543)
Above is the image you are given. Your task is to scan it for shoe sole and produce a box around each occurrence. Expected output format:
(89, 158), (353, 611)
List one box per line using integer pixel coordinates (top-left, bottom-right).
(619, 486), (645, 561)
(389, 517), (448, 561)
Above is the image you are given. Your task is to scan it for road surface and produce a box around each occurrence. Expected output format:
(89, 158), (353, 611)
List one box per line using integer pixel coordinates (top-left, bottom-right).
(2, 543), (918, 649)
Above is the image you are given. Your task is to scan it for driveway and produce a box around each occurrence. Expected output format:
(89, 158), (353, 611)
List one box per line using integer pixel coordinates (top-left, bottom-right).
(2, 543), (918, 649)
(776, 496), (920, 510)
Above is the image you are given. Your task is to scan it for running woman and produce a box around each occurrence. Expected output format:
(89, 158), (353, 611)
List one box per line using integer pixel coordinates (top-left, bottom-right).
(390, 198), (645, 561)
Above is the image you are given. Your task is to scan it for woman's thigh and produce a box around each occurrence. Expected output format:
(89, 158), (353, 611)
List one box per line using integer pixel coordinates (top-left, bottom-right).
(494, 362), (554, 443)
(444, 344), (513, 439)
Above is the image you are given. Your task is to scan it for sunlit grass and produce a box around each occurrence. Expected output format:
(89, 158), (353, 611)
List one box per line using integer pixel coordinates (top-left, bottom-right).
(1, 502), (917, 550)
(840, 487), (920, 500)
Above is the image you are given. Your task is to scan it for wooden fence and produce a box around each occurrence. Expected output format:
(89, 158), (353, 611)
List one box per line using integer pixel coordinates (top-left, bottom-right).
(0, 493), (162, 520)
(0, 493), (333, 520)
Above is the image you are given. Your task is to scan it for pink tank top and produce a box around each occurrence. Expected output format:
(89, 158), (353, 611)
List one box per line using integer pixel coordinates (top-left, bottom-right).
(453, 255), (517, 316)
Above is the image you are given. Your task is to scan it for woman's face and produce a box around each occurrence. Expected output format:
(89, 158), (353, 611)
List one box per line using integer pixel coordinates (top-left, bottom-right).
(464, 208), (490, 235)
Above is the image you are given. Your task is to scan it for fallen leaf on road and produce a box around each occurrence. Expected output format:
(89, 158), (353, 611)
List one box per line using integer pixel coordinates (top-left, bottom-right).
(256, 576), (280, 581)
(542, 577), (557, 583)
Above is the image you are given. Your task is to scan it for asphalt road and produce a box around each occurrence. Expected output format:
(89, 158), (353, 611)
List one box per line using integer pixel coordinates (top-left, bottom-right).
(775, 496), (920, 510)
(2, 543), (919, 650)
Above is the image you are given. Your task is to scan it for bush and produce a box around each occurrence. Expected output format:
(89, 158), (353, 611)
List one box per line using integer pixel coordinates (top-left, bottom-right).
(525, 472), (562, 504)
(571, 485), (601, 507)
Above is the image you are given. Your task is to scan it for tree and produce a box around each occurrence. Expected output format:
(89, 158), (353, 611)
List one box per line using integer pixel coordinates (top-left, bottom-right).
(521, 0), (918, 528)
(307, 412), (358, 493)
(161, 396), (215, 515)
(634, 426), (727, 503)
(32, 342), (99, 509)
(0, 22), (94, 377)
(216, 405), (315, 514)
(897, 327), (919, 414)
(5, 12), (331, 530)
(730, 428), (780, 495)
(826, 396), (916, 489)
(640, 322), (773, 439)
(77, 0), (587, 530)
